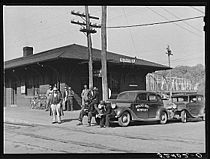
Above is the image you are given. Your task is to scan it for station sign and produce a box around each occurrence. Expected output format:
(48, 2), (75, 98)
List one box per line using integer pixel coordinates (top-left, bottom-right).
(120, 58), (136, 64)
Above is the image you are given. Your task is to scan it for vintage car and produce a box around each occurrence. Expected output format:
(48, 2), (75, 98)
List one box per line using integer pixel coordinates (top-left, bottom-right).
(166, 94), (205, 122)
(107, 90), (169, 127)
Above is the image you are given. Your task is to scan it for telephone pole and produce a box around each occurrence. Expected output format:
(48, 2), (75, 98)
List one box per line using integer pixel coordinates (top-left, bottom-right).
(166, 45), (173, 98)
(101, 6), (108, 100)
(71, 6), (100, 88)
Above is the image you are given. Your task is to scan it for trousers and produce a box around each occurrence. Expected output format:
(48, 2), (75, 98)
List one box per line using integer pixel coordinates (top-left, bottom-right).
(67, 97), (74, 111)
(51, 103), (61, 122)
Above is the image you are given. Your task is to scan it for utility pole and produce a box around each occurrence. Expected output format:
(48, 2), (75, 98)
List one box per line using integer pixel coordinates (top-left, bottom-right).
(71, 7), (101, 88)
(101, 6), (108, 100)
(166, 45), (173, 98)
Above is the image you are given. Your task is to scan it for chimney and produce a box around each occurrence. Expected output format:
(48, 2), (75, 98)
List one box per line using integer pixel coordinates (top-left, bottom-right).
(23, 47), (33, 57)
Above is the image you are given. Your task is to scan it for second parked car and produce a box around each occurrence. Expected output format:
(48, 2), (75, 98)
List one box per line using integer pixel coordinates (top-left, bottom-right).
(167, 93), (205, 122)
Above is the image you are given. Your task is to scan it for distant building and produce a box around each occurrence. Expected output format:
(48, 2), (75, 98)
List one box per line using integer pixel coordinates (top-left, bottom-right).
(4, 44), (170, 108)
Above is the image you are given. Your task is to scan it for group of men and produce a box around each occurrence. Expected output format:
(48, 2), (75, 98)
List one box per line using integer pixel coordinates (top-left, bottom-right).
(46, 84), (116, 127)
(77, 85), (116, 128)
(46, 85), (75, 112)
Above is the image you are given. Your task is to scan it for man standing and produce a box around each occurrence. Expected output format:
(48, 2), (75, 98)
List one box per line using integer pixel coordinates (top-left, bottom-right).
(49, 87), (63, 124)
(87, 87), (100, 126)
(45, 85), (53, 111)
(62, 86), (68, 111)
(81, 84), (89, 107)
(67, 87), (74, 111)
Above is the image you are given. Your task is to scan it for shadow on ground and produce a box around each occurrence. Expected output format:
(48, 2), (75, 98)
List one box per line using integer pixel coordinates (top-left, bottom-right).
(62, 118), (79, 123)
(110, 118), (204, 128)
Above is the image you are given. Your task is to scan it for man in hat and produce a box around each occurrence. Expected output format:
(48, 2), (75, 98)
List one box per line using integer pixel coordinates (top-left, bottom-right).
(96, 100), (107, 128)
(49, 87), (63, 124)
(62, 86), (68, 111)
(81, 84), (89, 107)
(77, 86), (93, 126)
(87, 87), (100, 126)
(45, 85), (53, 111)
(67, 86), (74, 111)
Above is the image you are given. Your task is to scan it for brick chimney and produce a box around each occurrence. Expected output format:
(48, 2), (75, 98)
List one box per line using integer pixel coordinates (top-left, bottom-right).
(23, 47), (33, 57)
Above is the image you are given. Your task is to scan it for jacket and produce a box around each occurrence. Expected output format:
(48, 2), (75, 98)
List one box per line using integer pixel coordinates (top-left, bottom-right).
(103, 104), (116, 116)
(49, 92), (62, 105)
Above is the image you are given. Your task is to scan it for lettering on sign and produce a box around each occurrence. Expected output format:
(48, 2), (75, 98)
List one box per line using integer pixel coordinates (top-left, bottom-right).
(120, 58), (136, 64)
(136, 104), (149, 111)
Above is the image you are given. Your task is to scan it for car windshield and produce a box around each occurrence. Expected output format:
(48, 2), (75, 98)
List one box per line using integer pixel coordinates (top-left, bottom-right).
(172, 96), (188, 102)
(117, 92), (137, 100)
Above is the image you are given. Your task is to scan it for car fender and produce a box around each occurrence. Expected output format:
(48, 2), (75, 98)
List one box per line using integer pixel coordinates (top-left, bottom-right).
(179, 108), (194, 118)
(115, 107), (137, 120)
(156, 107), (168, 120)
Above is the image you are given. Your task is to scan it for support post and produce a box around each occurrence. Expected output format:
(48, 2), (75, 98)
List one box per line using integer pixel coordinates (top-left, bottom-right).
(101, 6), (108, 100)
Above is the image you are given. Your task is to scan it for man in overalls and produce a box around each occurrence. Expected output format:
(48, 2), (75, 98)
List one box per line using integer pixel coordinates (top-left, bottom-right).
(49, 87), (63, 124)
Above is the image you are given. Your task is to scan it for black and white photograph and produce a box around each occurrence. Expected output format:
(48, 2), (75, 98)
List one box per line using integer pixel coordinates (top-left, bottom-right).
(3, 4), (206, 157)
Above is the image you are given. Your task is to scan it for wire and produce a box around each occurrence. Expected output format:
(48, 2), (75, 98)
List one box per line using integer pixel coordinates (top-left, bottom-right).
(161, 7), (201, 32)
(190, 6), (205, 14)
(145, 7), (202, 38)
(122, 8), (138, 55)
(107, 15), (203, 29)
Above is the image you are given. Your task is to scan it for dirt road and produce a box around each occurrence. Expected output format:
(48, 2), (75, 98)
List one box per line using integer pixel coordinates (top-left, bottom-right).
(4, 119), (205, 153)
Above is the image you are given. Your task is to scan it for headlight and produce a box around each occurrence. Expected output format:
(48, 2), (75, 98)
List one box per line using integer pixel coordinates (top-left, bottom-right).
(111, 103), (116, 109)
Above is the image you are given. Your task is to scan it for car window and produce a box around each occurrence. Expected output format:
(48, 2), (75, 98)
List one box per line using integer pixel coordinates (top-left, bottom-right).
(148, 94), (157, 101)
(189, 96), (197, 103)
(157, 95), (162, 102)
(172, 96), (188, 102)
(136, 93), (147, 102)
(197, 96), (203, 101)
(117, 92), (136, 100)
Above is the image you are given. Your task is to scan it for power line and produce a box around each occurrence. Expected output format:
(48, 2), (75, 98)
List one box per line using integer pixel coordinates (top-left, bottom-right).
(190, 6), (205, 14)
(161, 7), (201, 33)
(122, 8), (138, 55)
(146, 7), (202, 38)
(107, 15), (203, 29)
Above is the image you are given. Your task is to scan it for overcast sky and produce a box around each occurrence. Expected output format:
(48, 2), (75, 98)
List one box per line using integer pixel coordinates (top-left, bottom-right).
(3, 6), (205, 67)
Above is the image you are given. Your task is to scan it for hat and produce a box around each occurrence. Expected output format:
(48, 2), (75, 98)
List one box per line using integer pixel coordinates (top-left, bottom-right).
(68, 87), (71, 90)
(93, 87), (98, 91)
(53, 87), (58, 91)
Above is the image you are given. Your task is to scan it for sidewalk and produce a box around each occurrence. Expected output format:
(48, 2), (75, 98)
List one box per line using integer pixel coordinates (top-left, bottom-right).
(4, 106), (83, 126)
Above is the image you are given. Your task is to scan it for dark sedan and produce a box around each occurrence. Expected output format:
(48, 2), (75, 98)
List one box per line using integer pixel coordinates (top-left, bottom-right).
(107, 90), (169, 127)
(168, 94), (205, 122)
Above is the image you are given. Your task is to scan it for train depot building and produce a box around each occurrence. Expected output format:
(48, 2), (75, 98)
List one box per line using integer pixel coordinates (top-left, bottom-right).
(4, 44), (170, 109)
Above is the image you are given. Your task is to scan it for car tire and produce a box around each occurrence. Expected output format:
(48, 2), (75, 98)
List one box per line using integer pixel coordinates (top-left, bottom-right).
(95, 117), (100, 125)
(181, 110), (187, 123)
(160, 111), (168, 124)
(118, 111), (130, 127)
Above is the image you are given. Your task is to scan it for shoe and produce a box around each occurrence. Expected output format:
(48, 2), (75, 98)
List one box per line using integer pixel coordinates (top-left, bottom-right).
(58, 122), (61, 124)
(77, 122), (83, 126)
(52, 121), (56, 124)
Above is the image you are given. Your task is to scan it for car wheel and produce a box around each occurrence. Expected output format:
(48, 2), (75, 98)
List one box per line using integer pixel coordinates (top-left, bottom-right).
(95, 117), (100, 125)
(118, 111), (130, 127)
(181, 110), (187, 123)
(160, 111), (168, 124)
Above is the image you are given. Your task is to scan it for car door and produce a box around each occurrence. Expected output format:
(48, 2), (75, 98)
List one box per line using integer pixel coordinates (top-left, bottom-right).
(187, 95), (203, 116)
(148, 93), (162, 118)
(132, 93), (148, 119)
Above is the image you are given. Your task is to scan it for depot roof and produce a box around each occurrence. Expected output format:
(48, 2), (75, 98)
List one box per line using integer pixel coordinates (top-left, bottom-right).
(4, 44), (171, 70)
